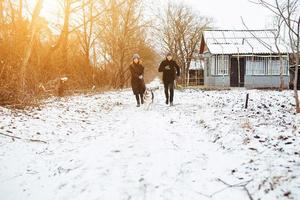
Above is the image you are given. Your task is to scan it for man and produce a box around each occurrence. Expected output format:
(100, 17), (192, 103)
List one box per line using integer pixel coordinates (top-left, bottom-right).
(158, 53), (180, 106)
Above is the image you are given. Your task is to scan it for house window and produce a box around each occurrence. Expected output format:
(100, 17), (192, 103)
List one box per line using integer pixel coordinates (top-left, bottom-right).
(211, 56), (216, 75)
(246, 57), (268, 75)
(246, 57), (288, 75)
(211, 55), (229, 75)
(268, 59), (289, 75)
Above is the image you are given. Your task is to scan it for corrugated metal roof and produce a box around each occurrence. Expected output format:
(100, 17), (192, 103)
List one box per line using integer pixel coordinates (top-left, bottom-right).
(203, 30), (291, 55)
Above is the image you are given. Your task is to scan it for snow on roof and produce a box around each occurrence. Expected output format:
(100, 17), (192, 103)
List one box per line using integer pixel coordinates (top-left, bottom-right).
(203, 30), (291, 55)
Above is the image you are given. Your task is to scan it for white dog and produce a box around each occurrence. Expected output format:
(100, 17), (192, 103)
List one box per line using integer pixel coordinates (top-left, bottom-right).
(143, 78), (160, 110)
(143, 89), (154, 110)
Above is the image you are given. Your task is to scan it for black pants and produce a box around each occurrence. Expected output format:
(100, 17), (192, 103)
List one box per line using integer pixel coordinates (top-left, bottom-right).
(135, 93), (144, 104)
(164, 81), (174, 103)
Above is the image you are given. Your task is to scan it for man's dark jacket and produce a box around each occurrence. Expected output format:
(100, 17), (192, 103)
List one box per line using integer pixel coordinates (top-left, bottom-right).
(158, 60), (180, 83)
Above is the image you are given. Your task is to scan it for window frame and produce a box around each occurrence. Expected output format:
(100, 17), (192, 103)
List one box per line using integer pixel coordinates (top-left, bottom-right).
(210, 55), (229, 76)
(246, 56), (289, 76)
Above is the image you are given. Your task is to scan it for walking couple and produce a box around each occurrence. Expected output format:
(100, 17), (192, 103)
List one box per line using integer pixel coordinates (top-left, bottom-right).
(129, 53), (180, 107)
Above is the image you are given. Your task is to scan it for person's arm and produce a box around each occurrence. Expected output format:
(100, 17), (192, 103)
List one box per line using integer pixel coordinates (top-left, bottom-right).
(175, 61), (180, 76)
(139, 65), (144, 79)
(158, 61), (165, 72)
(141, 65), (145, 75)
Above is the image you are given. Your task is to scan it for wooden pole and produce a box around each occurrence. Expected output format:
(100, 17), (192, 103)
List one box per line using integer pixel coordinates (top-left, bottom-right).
(245, 93), (249, 109)
(237, 48), (241, 87)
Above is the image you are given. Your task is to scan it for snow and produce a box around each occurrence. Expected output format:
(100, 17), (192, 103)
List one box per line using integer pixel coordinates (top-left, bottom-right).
(0, 84), (300, 200)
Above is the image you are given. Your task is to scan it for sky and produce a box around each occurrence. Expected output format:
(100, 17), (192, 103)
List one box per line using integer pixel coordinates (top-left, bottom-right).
(32, 0), (274, 30)
(185, 0), (274, 29)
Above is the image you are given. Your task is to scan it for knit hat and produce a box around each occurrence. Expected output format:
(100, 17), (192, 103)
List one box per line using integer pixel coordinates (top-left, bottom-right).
(166, 52), (172, 57)
(132, 54), (140, 60)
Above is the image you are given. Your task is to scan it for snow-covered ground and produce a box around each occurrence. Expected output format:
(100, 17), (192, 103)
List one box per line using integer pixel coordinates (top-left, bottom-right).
(0, 82), (300, 200)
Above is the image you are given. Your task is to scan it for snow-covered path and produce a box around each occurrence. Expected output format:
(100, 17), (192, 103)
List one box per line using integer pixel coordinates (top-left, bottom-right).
(0, 86), (299, 200)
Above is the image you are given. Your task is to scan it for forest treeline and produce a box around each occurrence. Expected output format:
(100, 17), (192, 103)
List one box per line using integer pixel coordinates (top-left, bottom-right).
(0, 0), (210, 107)
(0, 0), (160, 106)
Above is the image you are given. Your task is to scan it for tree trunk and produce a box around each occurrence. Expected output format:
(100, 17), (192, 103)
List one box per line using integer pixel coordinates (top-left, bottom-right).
(294, 53), (300, 113)
(294, 17), (300, 113)
(274, 30), (285, 91)
(19, 0), (43, 93)
(19, 0), (23, 19)
(42, 0), (71, 74)
(0, 0), (3, 25)
(61, 0), (71, 71)
(186, 56), (192, 86)
(187, 71), (190, 86)
(279, 55), (284, 91)
(81, 0), (94, 67)
(119, 54), (125, 89)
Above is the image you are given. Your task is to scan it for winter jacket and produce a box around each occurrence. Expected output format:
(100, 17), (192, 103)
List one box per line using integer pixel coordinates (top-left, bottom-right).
(130, 63), (146, 95)
(158, 59), (180, 83)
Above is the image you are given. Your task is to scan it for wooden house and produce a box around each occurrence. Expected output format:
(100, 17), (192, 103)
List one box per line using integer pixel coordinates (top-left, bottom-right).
(199, 30), (291, 88)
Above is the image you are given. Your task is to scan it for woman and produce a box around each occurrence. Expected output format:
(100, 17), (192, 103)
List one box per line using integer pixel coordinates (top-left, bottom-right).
(130, 54), (146, 107)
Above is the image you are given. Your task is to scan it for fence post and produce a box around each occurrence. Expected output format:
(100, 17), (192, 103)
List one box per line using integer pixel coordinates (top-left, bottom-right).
(245, 93), (249, 109)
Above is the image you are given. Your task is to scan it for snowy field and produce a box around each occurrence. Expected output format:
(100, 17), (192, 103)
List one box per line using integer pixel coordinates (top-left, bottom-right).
(0, 84), (300, 200)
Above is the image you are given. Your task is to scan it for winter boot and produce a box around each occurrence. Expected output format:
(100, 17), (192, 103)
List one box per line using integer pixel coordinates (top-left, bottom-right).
(135, 94), (140, 107)
(140, 94), (144, 104)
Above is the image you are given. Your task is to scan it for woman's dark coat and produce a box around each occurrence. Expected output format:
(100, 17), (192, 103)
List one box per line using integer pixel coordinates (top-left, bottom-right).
(130, 63), (146, 95)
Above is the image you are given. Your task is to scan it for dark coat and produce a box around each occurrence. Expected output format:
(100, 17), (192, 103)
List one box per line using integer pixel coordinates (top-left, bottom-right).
(130, 63), (146, 95)
(158, 59), (180, 83)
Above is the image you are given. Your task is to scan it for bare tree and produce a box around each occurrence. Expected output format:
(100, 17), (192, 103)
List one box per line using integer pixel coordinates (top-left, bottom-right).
(97, 0), (151, 88)
(77, 0), (96, 66)
(0, 0), (158, 106)
(251, 0), (300, 112)
(158, 2), (210, 86)
(241, 16), (288, 91)
(42, 0), (78, 74)
(273, 16), (286, 91)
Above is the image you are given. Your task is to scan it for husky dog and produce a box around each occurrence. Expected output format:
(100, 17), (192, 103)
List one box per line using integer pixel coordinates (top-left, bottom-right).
(142, 78), (160, 110)
(143, 83), (160, 110)
(143, 89), (154, 110)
